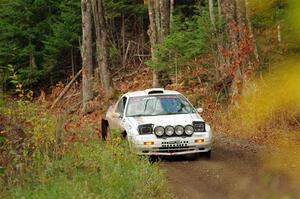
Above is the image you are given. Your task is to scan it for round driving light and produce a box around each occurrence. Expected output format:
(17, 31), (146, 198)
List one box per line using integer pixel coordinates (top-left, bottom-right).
(185, 125), (194, 135)
(165, 126), (175, 136)
(154, 126), (164, 137)
(175, 125), (184, 136)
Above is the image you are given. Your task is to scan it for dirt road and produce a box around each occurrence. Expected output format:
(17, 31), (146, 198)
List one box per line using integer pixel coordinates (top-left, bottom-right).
(161, 134), (300, 199)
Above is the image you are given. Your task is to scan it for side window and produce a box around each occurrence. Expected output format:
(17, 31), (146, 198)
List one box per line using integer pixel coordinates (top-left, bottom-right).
(115, 97), (127, 117)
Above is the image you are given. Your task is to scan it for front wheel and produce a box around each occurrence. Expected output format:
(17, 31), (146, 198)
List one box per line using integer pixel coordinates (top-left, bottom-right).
(149, 155), (160, 163)
(101, 119), (111, 141)
(203, 150), (211, 159)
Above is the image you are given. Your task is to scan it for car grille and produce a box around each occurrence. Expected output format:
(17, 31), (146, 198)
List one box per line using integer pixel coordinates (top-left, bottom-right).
(161, 140), (189, 148)
(157, 148), (195, 153)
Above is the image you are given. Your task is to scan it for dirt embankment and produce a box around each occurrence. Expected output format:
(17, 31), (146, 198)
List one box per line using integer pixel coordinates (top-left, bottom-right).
(161, 133), (300, 199)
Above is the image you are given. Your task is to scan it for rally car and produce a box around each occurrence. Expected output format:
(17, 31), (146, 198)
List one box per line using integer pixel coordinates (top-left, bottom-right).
(101, 88), (212, 157)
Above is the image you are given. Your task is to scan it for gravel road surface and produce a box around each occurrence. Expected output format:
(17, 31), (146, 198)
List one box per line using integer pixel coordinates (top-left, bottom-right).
(161, 134), (299, 199)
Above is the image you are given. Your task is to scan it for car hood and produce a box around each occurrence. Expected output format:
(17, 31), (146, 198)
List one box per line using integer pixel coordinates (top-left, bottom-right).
(126, 113), (203, 128)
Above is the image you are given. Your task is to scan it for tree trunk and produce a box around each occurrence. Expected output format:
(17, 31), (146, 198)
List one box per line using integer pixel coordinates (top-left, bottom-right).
(217, 0), (222, 23)
(245, 0), (259, 63)
(235, 0), (247, 84)
(81, 0), (93, 114)
(170, 0), (174, 29)
(148, 0), (172, 88)
(122, 14), (126, 68)
(209, 0), (216, 31)
(221, 0), (243, 102)
(235, 0), (247, 34)
(160, 0), (170, 38)
(221, 0), (239, 54)
(148, 0), (160, 87)
(154, 0), (161, 39)
(0, 70), (4, 99)
(208, 0), (219, 79)
(209, 0), (225, 80)
(220, 0), (259, 103)
(92, 0), (112, 94)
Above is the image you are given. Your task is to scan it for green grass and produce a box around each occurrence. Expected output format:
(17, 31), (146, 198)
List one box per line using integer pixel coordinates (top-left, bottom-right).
(0, 100), (170, 199)
(3, 141), (170, 199)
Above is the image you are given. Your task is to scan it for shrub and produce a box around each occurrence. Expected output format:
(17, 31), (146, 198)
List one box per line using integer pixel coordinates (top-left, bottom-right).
(0, 100), (61, 188)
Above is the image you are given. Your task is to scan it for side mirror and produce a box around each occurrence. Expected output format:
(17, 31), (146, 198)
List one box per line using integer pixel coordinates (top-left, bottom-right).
(112, 112), (121, 118)
(196, 108), (203, 113)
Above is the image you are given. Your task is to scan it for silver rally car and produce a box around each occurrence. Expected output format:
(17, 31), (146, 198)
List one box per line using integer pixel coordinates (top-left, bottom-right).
(102, 88), (212, 157)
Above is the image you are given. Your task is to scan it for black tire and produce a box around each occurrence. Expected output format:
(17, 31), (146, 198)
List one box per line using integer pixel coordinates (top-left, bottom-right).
(101, 119), (109, 141)
(149, 155), (160, 163)
(121, 131), (127, 139)
(185, 153), (198, 161)
(203, 150), (211, 159)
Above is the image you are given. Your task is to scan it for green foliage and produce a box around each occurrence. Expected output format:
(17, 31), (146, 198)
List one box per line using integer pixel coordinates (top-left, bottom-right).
(105, 0), (147, 18)
(0, 0), (81, 88)
(104, 0), (148, 69)
(249, 0), (300, 68)
(8, 141), (169, 199)
(0, 65), (34, 100)
(109, 46), (120, 66)
(1, 100), (170, 199)
(0, 0), (58, 86)
(147, 11), (210, 72)
(0, 65), (14, 96)
(43, 0), (81, 70)
(0, 100), (58, 152)
(0, 0), (148, 88)
(251, 1), (287, 30)
(0, 100), (61, 194)
(1, 129), (170, 199)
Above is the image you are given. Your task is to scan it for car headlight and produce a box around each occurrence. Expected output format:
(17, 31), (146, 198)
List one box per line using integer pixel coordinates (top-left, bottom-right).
(193, 121), (206, 132)
(184, 125), (194, 135)
(154, 126), (164, 137)
(175, 125), (184, 136)
(138, 124), (153, 135)
(165, 126), (175, 136)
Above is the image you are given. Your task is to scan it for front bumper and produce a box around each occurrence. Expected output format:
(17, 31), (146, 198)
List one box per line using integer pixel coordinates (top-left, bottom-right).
(129, 133), (212, 156)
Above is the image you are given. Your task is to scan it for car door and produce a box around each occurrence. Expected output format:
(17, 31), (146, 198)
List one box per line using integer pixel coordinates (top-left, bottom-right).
(110, 96), (127, 130)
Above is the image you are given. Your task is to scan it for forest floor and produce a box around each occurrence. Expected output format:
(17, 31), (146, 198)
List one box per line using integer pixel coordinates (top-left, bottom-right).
(161, 132), (300, 199)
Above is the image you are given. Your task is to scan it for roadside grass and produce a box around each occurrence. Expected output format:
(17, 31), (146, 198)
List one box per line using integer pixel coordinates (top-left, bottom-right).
(8, 141), (169, 199)
(0, 100), (170, 199)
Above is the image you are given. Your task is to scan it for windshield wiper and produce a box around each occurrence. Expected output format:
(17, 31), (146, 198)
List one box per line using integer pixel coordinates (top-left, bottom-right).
(128, 114), (154, 117)
(144, 99), (150, 112)
(164, 112), (190, 115)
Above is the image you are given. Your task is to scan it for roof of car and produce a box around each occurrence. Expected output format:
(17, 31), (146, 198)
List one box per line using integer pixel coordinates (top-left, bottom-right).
(124, 88), (182, 98)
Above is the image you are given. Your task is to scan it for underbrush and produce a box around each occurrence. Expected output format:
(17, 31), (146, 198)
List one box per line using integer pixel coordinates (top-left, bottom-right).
(7, 141), (169, 199)
(210, 61), (300, 184)
(212, 61), (300, 143)
(0, 100), (170, 199)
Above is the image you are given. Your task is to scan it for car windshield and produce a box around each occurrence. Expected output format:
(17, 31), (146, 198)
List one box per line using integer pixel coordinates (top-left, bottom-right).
(126, 95), (195, 117)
